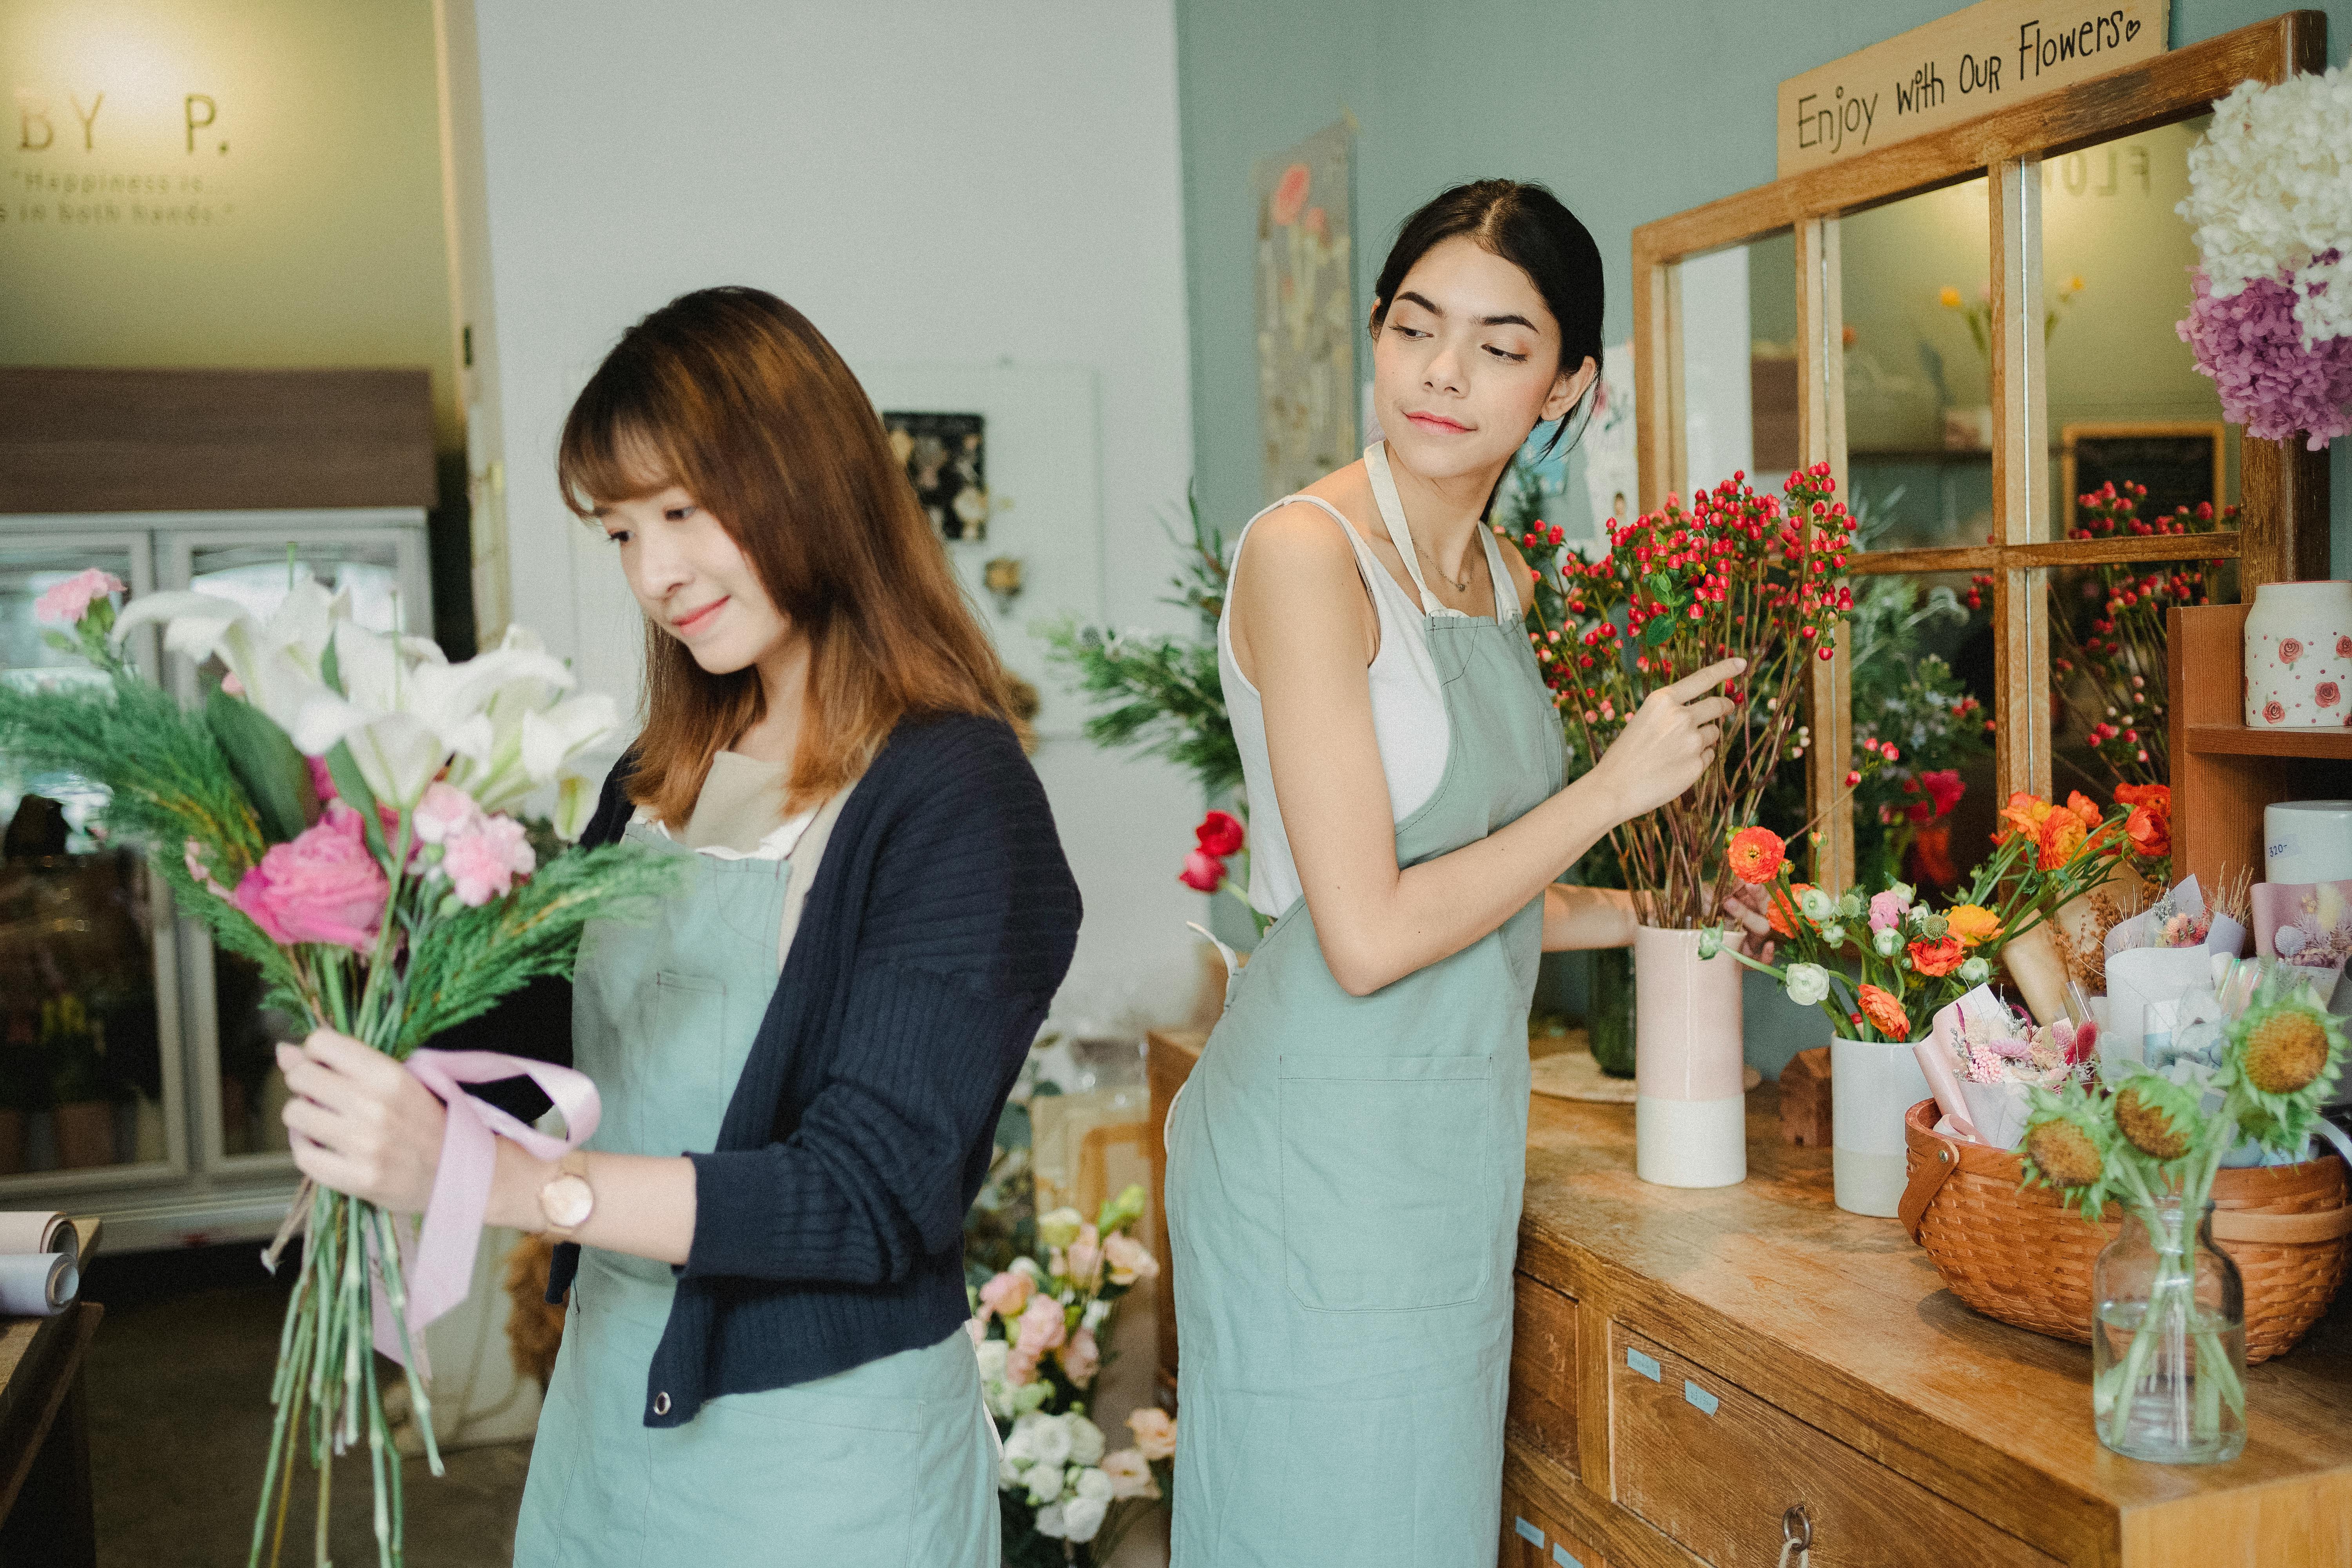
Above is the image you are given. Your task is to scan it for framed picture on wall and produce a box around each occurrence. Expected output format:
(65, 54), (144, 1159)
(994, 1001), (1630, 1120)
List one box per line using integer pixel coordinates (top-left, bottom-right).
(2060, 420), (2227, 533)
(883, 411), (989, 541)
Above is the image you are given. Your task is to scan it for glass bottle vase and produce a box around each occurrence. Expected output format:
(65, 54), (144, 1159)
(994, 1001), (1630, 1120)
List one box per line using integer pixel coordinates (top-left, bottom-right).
(2091, 1197), (2247, 1464)
(1587, 945), (1636, 1078)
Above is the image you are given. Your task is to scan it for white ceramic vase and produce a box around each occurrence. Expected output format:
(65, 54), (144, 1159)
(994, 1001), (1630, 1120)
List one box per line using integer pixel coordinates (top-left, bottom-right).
(1829, 1036), (1933, 1216)
(1633, 925), (1746, 1188)
(2243, 580), (2352, 729)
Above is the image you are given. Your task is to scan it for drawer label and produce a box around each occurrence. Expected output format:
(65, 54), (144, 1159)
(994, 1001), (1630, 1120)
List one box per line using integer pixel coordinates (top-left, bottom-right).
(1683, 1379), (1721, 1416)
(1514, 1516), (1545, 1546)
(1552, 1545), (1586, 1568)
(1625, 1347), (1662, 1382)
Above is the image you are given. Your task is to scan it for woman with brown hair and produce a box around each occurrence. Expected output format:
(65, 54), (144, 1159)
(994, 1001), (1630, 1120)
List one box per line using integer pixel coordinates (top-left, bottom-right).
(271, 286), (1081, 1563)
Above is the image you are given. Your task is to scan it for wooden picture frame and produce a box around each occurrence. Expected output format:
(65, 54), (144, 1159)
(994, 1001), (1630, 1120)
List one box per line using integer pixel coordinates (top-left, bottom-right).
(1630, 11), (2331, 889)
(2060, 420), (2228, 535)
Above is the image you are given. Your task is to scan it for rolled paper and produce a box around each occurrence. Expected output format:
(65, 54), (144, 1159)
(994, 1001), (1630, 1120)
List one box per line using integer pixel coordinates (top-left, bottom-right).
(0, 1252), (77, 1317)
(2003, 922), (2070, 1025)
(365, 1049), (602, 1366)
(0, 1212), (77, 1258)
(1914, 1003), (1979, 1141)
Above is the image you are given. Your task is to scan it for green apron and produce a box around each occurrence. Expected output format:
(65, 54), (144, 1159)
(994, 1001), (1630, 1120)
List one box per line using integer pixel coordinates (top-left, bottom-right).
(1165, 448), (1566, 1566)
(514, 818), (997, 1566)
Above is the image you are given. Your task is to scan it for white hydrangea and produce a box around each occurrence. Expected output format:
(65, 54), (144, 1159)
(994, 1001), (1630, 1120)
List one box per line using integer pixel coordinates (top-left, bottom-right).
(2178, 65), (2352, 345)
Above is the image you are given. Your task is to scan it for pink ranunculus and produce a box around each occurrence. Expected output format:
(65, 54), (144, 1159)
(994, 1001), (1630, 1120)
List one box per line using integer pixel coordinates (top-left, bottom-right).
(230, 804), (388, 951)
(1058, 1326), (1101, 1387)
(1014, 1295), (1067, 1357)
(977, 1269), (1033, 1324)
(1178, 848), (1226, 893)
(1065, 1223), (1103, 1289)
(1867, 889), (1909, 932)
(412, 781), (481, 846)
(1101, 1231), (1160, 1285)
(442, 813), (534, 906)
(305, 755), (339, 805)
(1125, 1406), (1176, 1462)
(32, 568), (125, 627)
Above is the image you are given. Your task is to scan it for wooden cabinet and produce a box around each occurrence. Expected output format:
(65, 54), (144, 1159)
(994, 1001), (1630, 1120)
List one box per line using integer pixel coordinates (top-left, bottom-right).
(1506, 1271), (1582, 1477)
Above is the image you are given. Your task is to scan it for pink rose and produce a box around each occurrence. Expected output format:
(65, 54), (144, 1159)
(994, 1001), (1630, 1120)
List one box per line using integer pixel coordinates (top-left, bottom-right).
(412, 782), (481, 845)
(1057, 1326), (1101, 1388)
(1125, 1406), (1176, 1462)
(2279, 637), (2303, 664)
(1014, 1295), (1067, 1357)
(2318, 682), (2341, 709)
(2263, 699), (2286, 724)
(231, 804), (388, 951)
(33, 568), (125, 627)
(442, 814), (534, 906)
(1101, 1231), (1159, 1285)
(1867, 889), (1909, 932)
(977, 1269), (1033, 1323)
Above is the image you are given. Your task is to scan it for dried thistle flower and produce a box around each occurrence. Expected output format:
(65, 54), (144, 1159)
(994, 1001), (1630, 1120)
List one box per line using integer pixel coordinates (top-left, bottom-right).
(2243, 1006), (2330, 1095)
(2113, 1081), (2194, 1161)
(2026, 1117), (2106, 1189)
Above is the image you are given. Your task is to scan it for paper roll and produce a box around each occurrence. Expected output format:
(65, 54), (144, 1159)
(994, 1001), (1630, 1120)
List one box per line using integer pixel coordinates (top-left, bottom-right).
(0, 1252), (77, 1317)
(0, 1212), (77, 1258)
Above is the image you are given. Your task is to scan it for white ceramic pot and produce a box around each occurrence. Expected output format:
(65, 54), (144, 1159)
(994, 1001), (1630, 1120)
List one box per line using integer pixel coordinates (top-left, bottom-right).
(1829, 1036), (1932, 1216)
(1633, 925), (1746, 1188)
(2265, 799), (2352, 884)
(2243, 580), (2352, 728)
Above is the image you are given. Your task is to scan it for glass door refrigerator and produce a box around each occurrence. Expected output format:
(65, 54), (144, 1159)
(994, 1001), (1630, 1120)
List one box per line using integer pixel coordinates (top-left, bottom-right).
(0, 506), (430, 1250)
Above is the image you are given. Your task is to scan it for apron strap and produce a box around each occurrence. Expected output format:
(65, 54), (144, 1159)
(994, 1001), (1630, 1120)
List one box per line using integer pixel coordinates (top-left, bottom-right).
(1363, 442), (1447, 616)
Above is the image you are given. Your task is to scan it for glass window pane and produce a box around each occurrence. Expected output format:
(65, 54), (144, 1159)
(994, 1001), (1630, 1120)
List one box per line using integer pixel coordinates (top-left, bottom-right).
(189, 541), (406, 633)
(1841, 177), (1996, 551)
(215, 948), (297, 1157)
(1, 544), (134, 686)
(2044, 118), (2238, 540)
(1675, 230), (1800, 496)
(1844, 571), (1999, 898)
(2051, 550), (2238, 797)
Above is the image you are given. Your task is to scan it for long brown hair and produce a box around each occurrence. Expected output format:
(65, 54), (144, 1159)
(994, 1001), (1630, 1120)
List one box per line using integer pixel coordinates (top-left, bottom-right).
(558, 287), (1013, 824)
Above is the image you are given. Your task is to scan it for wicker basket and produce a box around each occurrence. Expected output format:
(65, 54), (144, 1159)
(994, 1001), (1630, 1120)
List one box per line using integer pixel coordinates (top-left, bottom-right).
(1898, 1099), (2352, 1363)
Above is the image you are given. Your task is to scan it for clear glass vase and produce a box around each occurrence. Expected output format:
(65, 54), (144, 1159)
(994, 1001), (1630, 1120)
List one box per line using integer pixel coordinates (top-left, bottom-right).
(1588, 945), (1636, 1079)
(2091, 1197), (2247, 1464)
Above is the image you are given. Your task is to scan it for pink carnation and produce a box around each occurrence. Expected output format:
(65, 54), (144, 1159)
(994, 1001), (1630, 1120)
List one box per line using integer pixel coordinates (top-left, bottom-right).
(1057, 1326), (1101, 1387)
(33, 568), (125, 627)
(2178, 264), (2352, 449)
(441, 814), (534, 906)
(231, 804), (388, 951)
(411, 782), (480, 846)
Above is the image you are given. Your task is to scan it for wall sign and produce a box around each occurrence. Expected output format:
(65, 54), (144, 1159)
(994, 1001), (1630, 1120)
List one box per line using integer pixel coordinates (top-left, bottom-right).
(1776, 0), (2169, 177)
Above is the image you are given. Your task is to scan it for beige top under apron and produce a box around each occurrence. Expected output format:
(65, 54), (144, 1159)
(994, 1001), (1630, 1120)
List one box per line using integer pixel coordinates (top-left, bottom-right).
(645, 750), (855, 967)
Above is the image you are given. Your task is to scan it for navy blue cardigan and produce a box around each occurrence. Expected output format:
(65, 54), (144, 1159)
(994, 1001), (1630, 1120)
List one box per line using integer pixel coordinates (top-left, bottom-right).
(453, 713), (1079, 1428)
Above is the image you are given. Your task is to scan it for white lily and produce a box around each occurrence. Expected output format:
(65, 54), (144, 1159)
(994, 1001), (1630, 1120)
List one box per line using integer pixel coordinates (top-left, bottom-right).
(113, 581), (347, 735)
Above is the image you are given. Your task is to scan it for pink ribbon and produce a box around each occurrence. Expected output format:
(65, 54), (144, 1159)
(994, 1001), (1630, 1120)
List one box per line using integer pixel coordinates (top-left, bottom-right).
(1913, 1001), (1980, 1142)
(368, 1050), (600, 1367)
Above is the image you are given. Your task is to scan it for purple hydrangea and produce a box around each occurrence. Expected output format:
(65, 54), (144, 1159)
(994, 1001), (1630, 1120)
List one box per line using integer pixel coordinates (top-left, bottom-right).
(2177, 263), (2352, 449)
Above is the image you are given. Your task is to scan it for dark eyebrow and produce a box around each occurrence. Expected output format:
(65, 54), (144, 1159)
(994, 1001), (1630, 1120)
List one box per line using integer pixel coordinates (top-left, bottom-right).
(1394, 290), (1535, 330)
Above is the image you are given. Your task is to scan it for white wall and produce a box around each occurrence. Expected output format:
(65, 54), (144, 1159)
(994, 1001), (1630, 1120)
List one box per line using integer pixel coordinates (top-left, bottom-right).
(465, 1), (1207, 1027)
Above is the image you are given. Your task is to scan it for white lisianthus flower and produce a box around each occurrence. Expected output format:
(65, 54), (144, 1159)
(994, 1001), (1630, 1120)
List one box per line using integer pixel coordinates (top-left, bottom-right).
(998, 1450), (1027, 1490)
(1026, 1413), (1074, 1468)
(1033, 1503), (1069, 1539)
(1002, 1411), (1047, 1464)
(1024, 1462), (1066, 1507)
(1060, 1472), (1113, 1541)
(1784, 963), (1833, 1007)
(974, 1338), (1008, 1382)
(1066, 1414), (1106, 1468)
(1080, 1298), (1111, 1332)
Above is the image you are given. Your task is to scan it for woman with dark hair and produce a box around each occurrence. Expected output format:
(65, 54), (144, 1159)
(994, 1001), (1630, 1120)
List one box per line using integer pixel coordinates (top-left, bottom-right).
(1164, 181), (1762, 1565)
(271, 285), (1080, 1564)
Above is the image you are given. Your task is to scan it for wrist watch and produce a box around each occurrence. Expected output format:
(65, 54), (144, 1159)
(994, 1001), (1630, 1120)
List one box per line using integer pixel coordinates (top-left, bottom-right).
(538, 1152), (595, 1237)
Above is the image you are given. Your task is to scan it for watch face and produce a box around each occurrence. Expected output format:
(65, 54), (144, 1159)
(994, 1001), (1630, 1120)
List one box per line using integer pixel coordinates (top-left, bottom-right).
(543, 1174), (593, 1230)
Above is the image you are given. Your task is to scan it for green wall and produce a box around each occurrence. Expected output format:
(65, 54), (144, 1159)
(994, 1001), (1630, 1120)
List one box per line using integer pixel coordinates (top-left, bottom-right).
(1175, 0), (2352, 570)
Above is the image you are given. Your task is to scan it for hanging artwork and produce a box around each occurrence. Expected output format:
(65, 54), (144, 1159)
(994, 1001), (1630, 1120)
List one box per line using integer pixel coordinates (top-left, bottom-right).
(1253, 120), (1356, 502)
(884, 411), (989, 541)
(1580, 341), (1639, 545)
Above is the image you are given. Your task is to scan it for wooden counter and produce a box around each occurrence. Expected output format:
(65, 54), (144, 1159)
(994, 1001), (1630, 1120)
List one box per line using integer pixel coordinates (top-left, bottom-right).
(1144, 1032), (2352, 1568)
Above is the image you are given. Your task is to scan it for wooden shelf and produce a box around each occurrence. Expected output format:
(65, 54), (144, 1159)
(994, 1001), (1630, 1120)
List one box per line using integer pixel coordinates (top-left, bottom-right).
(2187, 724), (2352, 760)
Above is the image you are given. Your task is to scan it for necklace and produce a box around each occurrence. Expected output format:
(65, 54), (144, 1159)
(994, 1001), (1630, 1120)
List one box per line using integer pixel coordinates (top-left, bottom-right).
(1422, 541), (1470, 594)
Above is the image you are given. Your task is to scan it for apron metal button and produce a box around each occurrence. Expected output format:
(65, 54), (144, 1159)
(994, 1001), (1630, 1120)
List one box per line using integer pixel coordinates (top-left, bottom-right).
(653, 1392), (671, 1416)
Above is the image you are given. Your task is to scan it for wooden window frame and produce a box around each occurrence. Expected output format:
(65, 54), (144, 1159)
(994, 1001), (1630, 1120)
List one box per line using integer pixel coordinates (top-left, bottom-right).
(1631, 11), (2332, 890)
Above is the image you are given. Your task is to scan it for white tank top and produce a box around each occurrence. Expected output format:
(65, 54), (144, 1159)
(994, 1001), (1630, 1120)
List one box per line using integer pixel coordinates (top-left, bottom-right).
(1218, 443), (1517, 918)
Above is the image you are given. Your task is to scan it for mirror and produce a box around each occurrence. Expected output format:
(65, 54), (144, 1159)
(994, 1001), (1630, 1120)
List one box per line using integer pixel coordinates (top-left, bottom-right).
(1672, 229), (1799, 497)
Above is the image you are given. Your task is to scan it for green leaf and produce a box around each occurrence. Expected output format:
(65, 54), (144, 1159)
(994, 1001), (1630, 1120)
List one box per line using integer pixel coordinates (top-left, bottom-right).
(40, 630), (80, 656)
(205, 688), (319, 842)
(1642, 615), (1675, 648)
(324, 743), (391, 861)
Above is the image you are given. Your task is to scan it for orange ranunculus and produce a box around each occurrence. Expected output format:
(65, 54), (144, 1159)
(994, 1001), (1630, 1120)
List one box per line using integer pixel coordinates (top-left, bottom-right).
(1728, 826), (1786, 884)
(2038, 812), (2087, 870)
(1908, 935), (1964, 976)
(1767, 884), (1804, 939)
(2126, 803), (2171, 858)
(1995, 791), (2054, 844)
(1945, 904), (2002, 947)
(1858, 984), (1912, 1040)
(2114, 782), (2171, 815)
(2063, 791), (2105, 830)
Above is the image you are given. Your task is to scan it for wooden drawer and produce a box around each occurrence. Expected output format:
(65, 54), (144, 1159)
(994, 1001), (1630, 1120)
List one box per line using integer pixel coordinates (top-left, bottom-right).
(1501, 1481), (1609, 1568)
(1506, 1271), (1580, 1475)
(1610, 1327), (2060, 1568)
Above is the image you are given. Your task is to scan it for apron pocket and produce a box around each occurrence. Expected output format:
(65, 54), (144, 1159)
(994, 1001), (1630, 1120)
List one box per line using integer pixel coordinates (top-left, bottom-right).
(650, 971), (729, 1105)
(1277, 1053), (1500, 1313)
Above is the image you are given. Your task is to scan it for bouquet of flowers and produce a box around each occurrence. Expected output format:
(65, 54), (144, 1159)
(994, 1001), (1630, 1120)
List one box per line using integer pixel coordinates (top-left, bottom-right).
(2021, 961), (2348, 1458)
(2, 569), (676, 1567)
(971, 1184), (1173, 1566)
(1699, 792), (2124, 1042)
(2175, 65), (2352, 446)
(1522, 466), (1855, 927)
(1915, 983), (2098, 1149)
